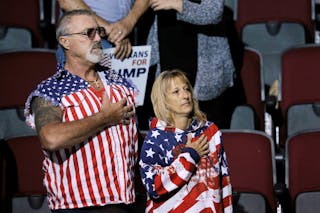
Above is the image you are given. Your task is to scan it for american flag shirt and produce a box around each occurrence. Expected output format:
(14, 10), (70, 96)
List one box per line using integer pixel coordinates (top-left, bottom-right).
(24, 64), (138, 210)
(139, 118), (232, 213)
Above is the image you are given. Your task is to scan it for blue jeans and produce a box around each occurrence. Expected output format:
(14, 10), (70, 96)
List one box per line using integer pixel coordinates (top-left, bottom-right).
(56, 39), (112, 65)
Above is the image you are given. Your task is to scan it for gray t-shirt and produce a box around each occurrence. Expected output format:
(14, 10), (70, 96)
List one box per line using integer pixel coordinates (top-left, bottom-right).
(84, 0), (134, 22)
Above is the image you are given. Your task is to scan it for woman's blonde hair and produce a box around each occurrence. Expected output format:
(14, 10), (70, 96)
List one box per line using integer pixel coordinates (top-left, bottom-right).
(151, 69), (206, 126)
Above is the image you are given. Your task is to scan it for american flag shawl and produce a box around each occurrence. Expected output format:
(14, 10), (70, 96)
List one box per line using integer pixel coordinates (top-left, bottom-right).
(24, 64), (138, 210)
(139, 118), (232, 213)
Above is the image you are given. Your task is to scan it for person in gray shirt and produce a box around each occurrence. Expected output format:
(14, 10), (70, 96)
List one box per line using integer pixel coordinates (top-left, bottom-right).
(145, 0), (242, 129)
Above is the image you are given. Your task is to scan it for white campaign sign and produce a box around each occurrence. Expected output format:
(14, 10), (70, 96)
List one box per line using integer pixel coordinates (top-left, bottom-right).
(103, 45), (151, 106)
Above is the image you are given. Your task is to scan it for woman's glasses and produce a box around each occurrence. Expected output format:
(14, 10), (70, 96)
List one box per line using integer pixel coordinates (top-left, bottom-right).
(62, 27), (106, 40)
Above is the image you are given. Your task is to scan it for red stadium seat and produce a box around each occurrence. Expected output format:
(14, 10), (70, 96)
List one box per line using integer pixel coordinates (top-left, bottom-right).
(0, 136), (50, 212)
(279, 44), (320, 146)
(285, 130), (320, 213)
(239, 47), (264, 130)
(221, 129), (277, 212)
(234, 0), (314, 98)
(0, 49), (56, 140)
(0, 49), (56, 212)
(0, 0), (46, 48)
(235, 0), (315, 42)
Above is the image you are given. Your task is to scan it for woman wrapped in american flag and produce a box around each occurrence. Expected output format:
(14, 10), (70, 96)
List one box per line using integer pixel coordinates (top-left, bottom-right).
(139, 69), (233, 213)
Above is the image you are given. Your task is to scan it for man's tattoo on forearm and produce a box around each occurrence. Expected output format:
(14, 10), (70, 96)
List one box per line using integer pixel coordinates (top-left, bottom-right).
(31, 97), (62, 133)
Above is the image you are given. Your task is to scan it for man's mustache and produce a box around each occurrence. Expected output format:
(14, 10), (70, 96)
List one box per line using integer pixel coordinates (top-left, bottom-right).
(92, 42), (102, 49)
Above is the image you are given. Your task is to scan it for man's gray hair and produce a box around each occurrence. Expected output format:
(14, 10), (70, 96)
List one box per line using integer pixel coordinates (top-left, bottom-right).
(56, 9), (94, 41)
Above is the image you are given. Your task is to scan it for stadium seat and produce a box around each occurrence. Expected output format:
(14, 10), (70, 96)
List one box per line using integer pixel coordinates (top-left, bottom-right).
(0, 136), (50, 213)
(286, 104), (320, 138)
(0, 0), (47, 50)
(234, 0), (315, 102)
(242, 22), (306, 88)
(235, 0), (315, 42)
(232, 47), (265, 131)
(221, 129), (277, 212)
(285, 130), (320, 213)
(0, 49), (56, 140)
(279, 44), (320, 146)
(295, 192), (320, 213)
(230, 105), (255, 130)
(224, 0), (235, 12)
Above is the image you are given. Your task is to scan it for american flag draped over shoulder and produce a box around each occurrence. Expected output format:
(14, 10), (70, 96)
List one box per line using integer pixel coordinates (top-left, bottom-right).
(139, 118), (233, 213)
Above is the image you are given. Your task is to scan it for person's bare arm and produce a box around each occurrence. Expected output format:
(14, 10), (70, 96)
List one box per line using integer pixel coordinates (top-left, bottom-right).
(108, 0), (150, 43)
(32, 93), (134, 151)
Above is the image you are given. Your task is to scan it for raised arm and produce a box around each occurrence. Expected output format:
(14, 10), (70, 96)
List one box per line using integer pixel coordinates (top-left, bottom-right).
(108, 0), (150, 43)
(32, 92), (134, 151)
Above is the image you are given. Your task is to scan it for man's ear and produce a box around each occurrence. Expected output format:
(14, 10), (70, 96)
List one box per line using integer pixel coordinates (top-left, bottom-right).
(59, 36), (70, 50)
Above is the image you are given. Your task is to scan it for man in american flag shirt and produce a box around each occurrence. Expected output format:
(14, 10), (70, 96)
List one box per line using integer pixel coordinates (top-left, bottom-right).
(24, 10), (138, 212)
(139, 70), (233, 213)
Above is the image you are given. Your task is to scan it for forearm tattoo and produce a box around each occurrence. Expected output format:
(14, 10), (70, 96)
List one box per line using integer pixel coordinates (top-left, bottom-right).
(31, 97), (62, 133)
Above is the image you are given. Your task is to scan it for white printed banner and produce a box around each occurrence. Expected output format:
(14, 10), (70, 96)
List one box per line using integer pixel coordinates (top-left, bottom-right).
(103, 45), (151, 106)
